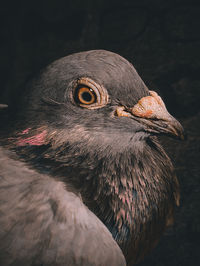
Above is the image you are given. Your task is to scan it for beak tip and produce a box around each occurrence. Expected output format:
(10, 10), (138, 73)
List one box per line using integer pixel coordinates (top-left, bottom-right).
(179, 130), (187, 141)
(172, 122), (185, 141)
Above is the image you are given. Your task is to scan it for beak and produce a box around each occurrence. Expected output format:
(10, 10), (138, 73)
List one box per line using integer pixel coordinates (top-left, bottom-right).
(116, 91), (185, 140)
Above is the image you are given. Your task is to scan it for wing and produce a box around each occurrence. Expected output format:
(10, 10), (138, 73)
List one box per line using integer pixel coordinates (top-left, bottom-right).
(0, 147), (126, 266)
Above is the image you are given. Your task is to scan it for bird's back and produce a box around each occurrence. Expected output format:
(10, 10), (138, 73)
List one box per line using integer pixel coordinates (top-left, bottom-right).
(0, 147), (126, 266)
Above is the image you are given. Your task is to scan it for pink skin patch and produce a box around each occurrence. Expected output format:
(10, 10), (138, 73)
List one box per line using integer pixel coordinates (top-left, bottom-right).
(21, 128), (31, 135)
(16, 129), (47, 146)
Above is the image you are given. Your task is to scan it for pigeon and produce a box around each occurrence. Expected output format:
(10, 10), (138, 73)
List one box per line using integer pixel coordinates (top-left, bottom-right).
(0, 50), (184, 266)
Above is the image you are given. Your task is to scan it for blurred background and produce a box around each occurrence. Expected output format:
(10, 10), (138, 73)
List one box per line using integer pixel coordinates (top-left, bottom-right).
(0, 0), (199, 265)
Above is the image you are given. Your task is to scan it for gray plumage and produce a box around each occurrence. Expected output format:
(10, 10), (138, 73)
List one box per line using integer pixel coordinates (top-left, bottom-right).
(0, 147), (126, 266)
(0, 50), (184, 265)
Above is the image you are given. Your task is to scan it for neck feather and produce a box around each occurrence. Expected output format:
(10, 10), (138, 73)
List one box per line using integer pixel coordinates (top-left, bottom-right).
(7, 128), (179, 254)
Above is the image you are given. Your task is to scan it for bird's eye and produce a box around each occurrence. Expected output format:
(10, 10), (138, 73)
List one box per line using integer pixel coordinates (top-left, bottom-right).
(75, 86), (97, 105)
(72, 77), (109, 109)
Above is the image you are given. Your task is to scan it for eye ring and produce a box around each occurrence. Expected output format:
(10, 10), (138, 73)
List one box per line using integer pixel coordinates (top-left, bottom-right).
(72, 77), (109, 109)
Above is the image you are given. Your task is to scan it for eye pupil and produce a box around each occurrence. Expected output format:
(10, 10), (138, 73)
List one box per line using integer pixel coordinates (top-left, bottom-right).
(81, 91), (92, 102)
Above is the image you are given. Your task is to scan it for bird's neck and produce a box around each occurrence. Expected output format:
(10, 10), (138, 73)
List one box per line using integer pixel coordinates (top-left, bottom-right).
(7, 127), (178, 253)
(81, 138), (176, 248)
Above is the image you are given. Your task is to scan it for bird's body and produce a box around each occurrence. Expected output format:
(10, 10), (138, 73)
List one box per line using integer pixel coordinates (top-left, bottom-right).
(0, 50), (183, 265)
(0, 147), (125, 266)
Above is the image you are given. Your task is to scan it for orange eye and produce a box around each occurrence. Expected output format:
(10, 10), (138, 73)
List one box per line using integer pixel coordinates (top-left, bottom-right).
(75, 86), (97, 105)
(72, 77), (109, 109)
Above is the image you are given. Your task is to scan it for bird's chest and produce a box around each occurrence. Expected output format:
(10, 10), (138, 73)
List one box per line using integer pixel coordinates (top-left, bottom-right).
(88, 149), (177, 259)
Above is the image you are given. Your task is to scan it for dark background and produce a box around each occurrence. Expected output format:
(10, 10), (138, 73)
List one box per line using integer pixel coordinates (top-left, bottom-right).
(0, 0), (200, 265)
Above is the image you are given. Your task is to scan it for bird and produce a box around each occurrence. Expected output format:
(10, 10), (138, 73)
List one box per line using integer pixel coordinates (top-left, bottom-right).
(0, 50), (184, 266)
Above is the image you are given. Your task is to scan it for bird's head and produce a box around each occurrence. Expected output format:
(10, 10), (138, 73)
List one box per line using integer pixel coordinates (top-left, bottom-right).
(14, 50), (184, 148)
(7, 50), (183, 254)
